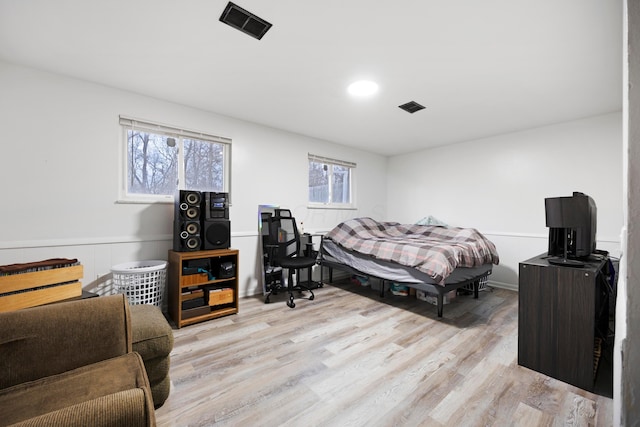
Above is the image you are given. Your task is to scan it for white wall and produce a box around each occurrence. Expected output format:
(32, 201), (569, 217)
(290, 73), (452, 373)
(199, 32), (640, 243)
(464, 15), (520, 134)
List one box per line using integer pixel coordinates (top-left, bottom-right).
(387, 112), (623, 289)
(0, 60), (623, 306)
(0, 60), (387, 297)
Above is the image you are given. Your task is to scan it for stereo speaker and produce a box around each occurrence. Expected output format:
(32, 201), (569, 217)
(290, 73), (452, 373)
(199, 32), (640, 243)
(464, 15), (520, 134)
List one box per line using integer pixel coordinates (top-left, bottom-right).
(173, 190), (203, 252)
(202, 219), (231, 250)
(177, 190), (202, 220)
(203, 192), (229, 220)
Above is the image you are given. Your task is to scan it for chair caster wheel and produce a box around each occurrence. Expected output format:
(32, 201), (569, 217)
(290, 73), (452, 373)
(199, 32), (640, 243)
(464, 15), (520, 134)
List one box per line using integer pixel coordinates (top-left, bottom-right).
(309, 294), (315, 301)
(287, 300), (295, 308)
(265, 298), (271, 304)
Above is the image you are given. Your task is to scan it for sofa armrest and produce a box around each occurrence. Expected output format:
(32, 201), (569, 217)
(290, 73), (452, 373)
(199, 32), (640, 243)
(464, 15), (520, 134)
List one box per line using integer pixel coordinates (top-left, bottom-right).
(0, 295), (132, 389)
(7, 388), (155, 427)
(0, 352), (154, 426)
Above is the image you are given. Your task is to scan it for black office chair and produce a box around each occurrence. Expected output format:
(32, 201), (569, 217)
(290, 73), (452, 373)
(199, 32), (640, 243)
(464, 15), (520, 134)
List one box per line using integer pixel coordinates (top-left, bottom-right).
(261, 211), (283, 303)
(263, 209), (316, 308)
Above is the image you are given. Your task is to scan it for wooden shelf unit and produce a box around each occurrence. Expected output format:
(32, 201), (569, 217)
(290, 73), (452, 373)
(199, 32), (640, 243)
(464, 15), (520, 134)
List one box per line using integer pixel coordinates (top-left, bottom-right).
(168, 249), (239, 328)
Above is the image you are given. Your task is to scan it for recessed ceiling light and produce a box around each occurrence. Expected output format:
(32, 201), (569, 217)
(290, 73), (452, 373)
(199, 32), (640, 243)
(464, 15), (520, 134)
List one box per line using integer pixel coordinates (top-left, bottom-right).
(347, 80), (379, 97)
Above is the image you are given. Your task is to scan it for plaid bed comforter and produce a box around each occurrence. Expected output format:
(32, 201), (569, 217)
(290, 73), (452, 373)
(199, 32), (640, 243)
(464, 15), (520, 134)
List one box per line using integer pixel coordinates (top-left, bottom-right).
(324, 217), (500, 285)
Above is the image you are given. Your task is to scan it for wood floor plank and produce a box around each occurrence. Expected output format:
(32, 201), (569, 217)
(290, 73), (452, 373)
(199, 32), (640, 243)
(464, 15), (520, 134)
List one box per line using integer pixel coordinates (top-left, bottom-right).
(512, 402), (550, 427)
(155, 282), (613, 426)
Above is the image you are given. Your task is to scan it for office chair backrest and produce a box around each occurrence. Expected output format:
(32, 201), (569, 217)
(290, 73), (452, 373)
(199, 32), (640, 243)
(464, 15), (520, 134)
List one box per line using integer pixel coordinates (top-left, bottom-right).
(278, 216), (299, 257)
(275, 208), (292, 218)
(264, 213), (302, 265)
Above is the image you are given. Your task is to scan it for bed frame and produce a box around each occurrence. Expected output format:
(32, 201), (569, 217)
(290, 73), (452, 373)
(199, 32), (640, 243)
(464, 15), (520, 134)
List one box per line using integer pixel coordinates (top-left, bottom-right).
(319, 242), (491, 318)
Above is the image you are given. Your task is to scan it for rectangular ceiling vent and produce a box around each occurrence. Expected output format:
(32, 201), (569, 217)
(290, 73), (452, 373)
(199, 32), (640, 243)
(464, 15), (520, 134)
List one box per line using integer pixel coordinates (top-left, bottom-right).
(219, 2), (272, 40)
(398, 101), (426, 114)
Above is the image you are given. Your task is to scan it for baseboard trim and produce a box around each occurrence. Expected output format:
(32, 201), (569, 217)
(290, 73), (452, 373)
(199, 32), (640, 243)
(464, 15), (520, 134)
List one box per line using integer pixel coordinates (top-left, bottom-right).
(487, 280), (518, 292)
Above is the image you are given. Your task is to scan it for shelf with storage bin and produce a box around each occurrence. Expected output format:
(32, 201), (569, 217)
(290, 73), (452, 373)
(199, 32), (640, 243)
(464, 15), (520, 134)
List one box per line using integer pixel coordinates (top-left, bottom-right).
(168, 248), (239, 328)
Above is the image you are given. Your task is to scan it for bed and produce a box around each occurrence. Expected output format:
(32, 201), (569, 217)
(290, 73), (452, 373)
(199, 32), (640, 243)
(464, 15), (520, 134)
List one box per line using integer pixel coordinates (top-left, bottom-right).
(319, 217), (500, 317)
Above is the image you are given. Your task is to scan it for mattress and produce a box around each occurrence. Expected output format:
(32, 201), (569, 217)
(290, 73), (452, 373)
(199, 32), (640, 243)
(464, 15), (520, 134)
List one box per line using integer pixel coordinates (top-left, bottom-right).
(322, 239), (492, 287)
(323, 217), (499, 285)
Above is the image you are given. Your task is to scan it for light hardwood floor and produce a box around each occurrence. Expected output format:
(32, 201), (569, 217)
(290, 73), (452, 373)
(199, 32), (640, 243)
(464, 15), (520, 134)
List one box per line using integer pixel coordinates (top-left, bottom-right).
(155, 281), (613, 427)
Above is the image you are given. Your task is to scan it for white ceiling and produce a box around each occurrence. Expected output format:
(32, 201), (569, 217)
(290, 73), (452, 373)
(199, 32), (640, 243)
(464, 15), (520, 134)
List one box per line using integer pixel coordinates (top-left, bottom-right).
(0, 0), (622, 156)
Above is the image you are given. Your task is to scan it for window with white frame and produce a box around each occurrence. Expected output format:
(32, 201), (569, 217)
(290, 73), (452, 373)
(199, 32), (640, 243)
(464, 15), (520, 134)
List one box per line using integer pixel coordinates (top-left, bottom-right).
(119, 117), (231, 202)
(308, 154), (356, 208)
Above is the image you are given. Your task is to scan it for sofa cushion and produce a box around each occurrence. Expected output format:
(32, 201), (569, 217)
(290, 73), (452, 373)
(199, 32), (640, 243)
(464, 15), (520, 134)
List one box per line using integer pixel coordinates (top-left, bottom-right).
(151, 375), (171, 409)
(130, 304), (174, 360)
(0, 352), (154, 426)
(129, 304), (173, 408)
(142, 356), (170, 384)
(0, 295), (131, 390)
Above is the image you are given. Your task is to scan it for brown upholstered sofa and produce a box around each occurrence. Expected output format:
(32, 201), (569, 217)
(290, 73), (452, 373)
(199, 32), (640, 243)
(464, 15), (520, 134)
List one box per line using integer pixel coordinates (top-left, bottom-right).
(130, 303), (174, 407)
(0, 294), (156, 427)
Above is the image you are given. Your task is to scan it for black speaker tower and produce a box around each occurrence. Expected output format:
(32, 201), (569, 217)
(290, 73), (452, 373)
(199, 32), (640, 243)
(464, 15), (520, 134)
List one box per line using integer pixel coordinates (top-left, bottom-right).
(202, 192), (230, 250)
(173, 190), (231, 252)
(173, 190), (203, 252)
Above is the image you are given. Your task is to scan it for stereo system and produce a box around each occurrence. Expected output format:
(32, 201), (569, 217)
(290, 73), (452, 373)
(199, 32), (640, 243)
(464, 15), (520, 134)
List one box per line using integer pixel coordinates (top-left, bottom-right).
(173, 190), (230, 252)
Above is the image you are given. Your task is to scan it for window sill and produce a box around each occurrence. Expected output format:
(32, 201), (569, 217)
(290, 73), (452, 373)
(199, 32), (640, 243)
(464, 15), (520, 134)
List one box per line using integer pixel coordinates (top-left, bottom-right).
(307, 204), (357, 210)
(116, 195), (174, 205)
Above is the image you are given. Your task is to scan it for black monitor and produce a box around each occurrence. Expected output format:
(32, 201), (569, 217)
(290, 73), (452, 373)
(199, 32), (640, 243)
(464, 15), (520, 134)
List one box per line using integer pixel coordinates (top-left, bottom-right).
(545, 192), (597, 266)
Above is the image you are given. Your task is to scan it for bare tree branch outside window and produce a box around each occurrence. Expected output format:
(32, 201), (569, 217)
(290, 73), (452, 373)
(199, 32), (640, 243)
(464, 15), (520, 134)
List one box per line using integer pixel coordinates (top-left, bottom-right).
(127, 131), (224, 196)
(308, 159), (352, 205)
(184, 139), (224, 192)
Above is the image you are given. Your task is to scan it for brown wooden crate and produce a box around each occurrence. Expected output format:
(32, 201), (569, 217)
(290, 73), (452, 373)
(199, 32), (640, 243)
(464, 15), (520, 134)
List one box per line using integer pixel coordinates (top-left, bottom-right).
(0, 281), (82, 312)
(0, 265), (83, 294)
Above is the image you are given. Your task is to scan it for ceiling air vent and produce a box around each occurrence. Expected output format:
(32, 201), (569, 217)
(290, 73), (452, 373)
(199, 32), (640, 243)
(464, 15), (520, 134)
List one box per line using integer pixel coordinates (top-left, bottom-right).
(398, 101), (425, 114)
(219, 2), (272, 40)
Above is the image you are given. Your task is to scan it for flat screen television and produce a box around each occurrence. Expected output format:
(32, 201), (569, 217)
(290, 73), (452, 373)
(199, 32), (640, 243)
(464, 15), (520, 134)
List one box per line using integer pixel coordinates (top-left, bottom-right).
(545, 192), (597, 266)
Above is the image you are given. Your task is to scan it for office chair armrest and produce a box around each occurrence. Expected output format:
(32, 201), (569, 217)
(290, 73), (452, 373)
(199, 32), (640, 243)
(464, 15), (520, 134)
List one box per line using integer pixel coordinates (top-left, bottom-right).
(302, 234), (320, 259)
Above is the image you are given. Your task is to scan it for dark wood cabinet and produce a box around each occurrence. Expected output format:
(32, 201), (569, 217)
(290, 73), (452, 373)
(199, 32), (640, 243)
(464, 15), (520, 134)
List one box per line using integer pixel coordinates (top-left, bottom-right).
(518, 253), (608, 391)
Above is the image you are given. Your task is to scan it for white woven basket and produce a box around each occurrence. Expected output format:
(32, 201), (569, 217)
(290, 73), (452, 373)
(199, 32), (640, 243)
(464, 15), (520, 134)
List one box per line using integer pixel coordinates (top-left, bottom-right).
(111, 260), (167, 306)
(462, 275), (488, 293)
